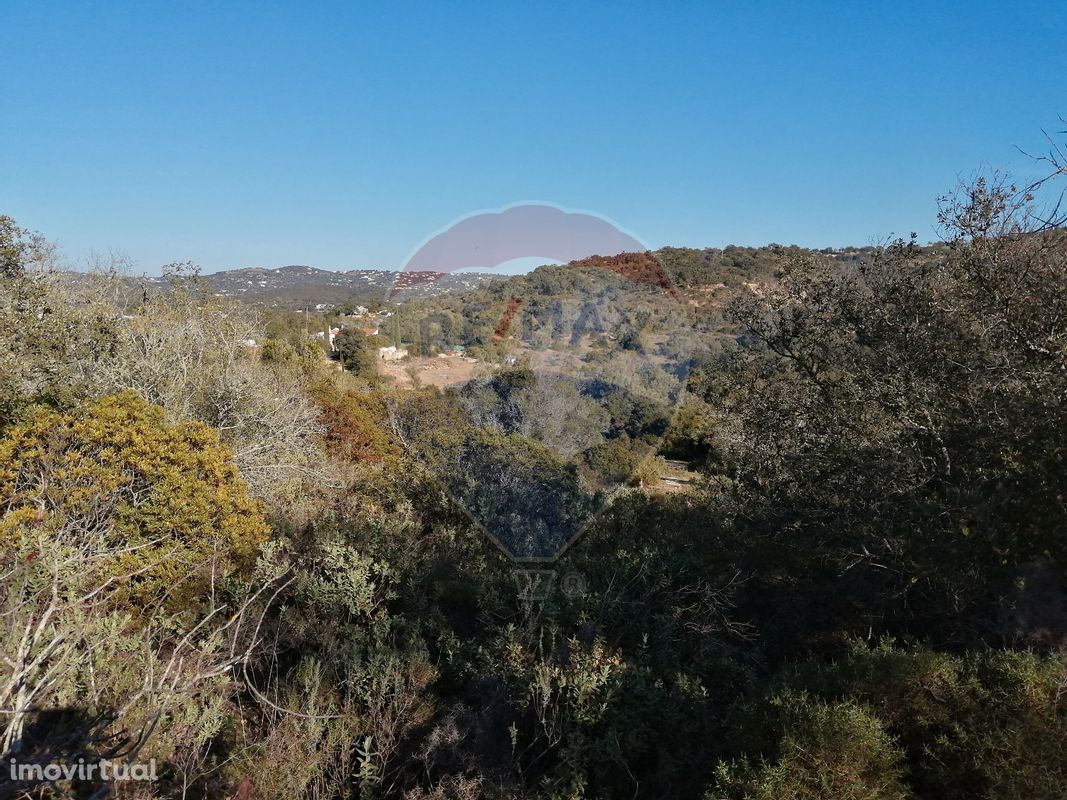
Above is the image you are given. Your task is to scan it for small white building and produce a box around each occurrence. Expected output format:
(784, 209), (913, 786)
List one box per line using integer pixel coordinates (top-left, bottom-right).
(317, 326), (340, 352)
(378, 345), (409, 362)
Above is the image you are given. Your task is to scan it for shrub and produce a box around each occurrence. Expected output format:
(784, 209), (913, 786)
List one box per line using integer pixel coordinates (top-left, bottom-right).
(787, 643), (1067, 800)
(0, 391), (270, 609)
(711, 692), (909, 800)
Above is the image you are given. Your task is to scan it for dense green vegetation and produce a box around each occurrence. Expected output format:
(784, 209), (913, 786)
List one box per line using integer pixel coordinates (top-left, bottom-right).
(1, 158), (1066, 799)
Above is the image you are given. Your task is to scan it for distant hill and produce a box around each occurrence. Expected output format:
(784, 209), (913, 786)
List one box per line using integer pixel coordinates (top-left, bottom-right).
(120, 244), (918, 310)
(379, 242), (955, 367)
(198, 265), (505, 307)
(129, 265), (506, 308)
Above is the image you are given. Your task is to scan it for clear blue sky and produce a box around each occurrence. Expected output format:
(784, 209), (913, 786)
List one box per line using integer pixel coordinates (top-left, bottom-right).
(2, 1), (1065, 274)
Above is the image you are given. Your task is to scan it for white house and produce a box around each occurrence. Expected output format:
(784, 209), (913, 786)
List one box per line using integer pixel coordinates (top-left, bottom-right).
(378, 345), (408, 362)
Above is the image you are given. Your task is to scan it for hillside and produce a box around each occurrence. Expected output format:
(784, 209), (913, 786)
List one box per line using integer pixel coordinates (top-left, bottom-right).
(131, 264), (507, 308)
(206, 244), (908, 309)
(3, 166), (1067, 798)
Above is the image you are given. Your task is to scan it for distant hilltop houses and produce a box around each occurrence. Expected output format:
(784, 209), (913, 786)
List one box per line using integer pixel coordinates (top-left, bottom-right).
(173, 265), (504, 307)
(299, 306), (393, 318)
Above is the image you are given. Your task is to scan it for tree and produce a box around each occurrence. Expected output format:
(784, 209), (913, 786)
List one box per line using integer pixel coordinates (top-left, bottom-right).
(460, 370), (609, 457)
(0, 228), (119, 424)
(409, 421), (595, 560)
(0, 215), (56, 278)
(334, 328), (379, 377)
(706, 169), (1067, 650)
(97, 286), (324, 502)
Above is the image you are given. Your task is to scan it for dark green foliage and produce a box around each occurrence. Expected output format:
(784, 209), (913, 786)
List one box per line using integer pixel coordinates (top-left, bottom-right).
(716, 643), (1067, 800)
(415, 423), (596, 559)
(711, 692), (910, 800)
(702, 219), (1067, 651)
(0, 271), (121, 425)
(600, 389), (671, 442)
(581, 438), (642, 484)
(334, 327), (379, 377)
(0, 215), (30, 278)
(790, 644), (1067, 800)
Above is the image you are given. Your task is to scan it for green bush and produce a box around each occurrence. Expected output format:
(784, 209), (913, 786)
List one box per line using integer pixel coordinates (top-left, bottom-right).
(784, 643), (1067, 800)
(0, 391), (270, 609)
(711, 692), (909, 800)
